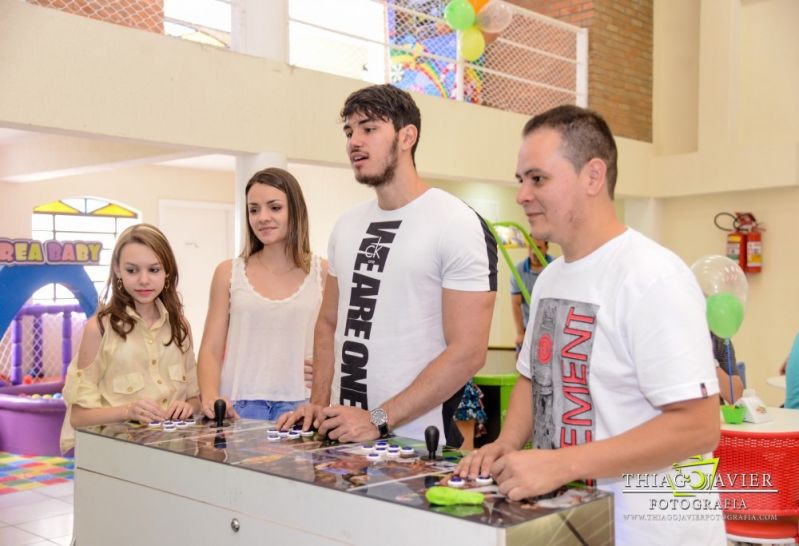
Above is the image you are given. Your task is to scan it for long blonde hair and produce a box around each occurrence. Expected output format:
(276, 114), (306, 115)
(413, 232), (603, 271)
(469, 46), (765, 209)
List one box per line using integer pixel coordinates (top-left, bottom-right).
(98, 223), (190, 351)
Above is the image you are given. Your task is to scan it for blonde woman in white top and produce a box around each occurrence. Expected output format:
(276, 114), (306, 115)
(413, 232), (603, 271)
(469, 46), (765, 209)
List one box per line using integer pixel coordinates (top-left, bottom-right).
(198, 168), (326, 420)
(60, 224), (200, 452)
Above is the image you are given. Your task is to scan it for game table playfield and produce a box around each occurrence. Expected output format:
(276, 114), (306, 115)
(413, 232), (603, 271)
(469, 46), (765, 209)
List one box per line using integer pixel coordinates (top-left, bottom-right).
(74, 419), (613, 545)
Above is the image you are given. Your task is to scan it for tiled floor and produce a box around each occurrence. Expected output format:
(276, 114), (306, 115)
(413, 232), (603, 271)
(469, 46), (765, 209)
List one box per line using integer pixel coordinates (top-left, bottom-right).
(0, 483), (73, 546)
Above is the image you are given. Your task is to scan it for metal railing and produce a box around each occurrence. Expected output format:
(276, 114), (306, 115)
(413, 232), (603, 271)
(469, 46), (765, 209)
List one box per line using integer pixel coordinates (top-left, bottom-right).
(288, 0), (588, 115)
(25, 0), (587, 119)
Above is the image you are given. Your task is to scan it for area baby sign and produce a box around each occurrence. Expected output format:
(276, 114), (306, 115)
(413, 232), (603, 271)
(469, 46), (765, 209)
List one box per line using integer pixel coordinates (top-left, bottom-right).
(0, 238), (102, 265)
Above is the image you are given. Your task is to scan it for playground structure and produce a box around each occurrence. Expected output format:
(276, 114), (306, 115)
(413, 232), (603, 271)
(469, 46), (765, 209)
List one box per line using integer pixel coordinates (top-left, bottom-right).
(0, 304), (89, 456)
(488, 221), (549, 307)
(0, 249), (99, 456)
(0, 304), (85, 386)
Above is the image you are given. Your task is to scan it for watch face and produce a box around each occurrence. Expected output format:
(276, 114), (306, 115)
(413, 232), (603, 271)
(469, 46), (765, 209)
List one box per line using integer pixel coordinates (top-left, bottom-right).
(370, 408), (388, 426)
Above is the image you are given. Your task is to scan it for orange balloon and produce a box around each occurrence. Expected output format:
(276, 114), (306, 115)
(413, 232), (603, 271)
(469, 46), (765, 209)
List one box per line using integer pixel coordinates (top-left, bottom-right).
(469, 0), (490, 12)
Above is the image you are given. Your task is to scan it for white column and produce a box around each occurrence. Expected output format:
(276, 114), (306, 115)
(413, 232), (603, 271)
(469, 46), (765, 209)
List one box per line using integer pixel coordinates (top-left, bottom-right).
(231, 0), (289, 62)
(696, 0), (740, 151)
(234, 153), (288, 254)
(575, 27), (588, 107)
(230, 1), (290, 253)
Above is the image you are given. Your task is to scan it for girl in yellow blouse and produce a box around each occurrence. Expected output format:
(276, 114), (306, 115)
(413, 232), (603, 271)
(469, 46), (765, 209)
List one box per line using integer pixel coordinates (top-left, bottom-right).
(60, 224), (200, 452)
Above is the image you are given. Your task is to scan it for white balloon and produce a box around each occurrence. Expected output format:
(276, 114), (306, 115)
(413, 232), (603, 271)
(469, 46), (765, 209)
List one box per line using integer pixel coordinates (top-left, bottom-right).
(690, 254), (748, 305)
(476, 0), (513, 34)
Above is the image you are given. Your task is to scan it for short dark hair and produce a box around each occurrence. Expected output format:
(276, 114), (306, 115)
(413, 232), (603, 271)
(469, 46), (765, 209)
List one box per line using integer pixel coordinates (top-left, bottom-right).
(523, 105), (618, 199)
(341, 84), (422, 164)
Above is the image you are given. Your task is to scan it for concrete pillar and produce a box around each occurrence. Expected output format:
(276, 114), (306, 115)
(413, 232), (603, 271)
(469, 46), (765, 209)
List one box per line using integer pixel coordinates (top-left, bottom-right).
(230, 0), (290, 252)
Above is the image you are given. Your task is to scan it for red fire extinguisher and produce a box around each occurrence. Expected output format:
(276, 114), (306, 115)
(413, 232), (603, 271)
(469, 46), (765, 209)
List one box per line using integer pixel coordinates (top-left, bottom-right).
(714, 212), (763, 273)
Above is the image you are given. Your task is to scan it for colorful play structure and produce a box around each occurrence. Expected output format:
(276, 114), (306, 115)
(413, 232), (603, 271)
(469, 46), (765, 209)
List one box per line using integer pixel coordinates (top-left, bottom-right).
(0, 239), (99, 456)
(489, 221), (548, 308)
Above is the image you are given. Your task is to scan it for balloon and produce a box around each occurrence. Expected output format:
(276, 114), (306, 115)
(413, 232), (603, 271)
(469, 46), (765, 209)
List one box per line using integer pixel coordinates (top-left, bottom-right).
(706, 292), (744, 338)
(690, 254), (748, 305)
(476, 0), (514, 34)
(444, 0), (476, 31)
(483, 32), (499, 46)
(468, 0), (490, 12)
(461, 26), (486, 61)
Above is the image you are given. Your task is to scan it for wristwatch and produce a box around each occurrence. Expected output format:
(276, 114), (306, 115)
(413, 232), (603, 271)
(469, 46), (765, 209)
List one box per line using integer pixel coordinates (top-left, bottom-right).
(369, 407), (390, 438)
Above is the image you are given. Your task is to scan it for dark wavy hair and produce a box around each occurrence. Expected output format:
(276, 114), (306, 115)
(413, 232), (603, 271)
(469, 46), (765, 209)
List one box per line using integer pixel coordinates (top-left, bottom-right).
(98, 223), (190, 351)
(240, 167), (311, 274)
(341, 84), (422, 165)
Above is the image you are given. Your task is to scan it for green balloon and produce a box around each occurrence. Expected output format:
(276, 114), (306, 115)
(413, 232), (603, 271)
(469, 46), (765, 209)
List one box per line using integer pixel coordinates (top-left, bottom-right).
(444, 0), (476, 31)
(706, 292), (744, 338)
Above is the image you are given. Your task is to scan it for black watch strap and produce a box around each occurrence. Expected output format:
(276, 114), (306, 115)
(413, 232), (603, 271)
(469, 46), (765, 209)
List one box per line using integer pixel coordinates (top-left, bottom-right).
(370, 407), (390, 438)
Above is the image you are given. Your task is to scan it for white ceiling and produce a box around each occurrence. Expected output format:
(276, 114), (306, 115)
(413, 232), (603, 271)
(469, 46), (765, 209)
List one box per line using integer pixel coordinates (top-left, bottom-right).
(0, 126), (236, 173)
(0, 127), (39, 143)
(156, 154), (235, 171)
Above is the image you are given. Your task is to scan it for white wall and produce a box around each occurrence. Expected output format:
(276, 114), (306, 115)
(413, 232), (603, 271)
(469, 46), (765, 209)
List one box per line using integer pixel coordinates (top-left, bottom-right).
(651, 0), (799, 406)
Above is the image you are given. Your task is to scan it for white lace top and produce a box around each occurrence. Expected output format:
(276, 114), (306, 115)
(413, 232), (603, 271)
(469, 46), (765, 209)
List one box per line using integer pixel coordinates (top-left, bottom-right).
(220, 255), (323, 401)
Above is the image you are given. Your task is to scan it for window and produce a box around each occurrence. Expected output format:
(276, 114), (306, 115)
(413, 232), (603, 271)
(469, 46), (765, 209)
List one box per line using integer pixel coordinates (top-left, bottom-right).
(31, 197), (140, 303)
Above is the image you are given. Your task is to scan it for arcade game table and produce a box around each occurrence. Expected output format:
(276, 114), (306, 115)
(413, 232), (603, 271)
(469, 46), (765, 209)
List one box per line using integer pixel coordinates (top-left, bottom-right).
(74, 419), (613, 545)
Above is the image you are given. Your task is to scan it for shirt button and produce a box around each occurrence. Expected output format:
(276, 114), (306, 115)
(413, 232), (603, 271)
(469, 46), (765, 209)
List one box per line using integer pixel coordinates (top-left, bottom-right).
(151, 360), (157, 366)
(182, 376), (186, 381)
(157, 380), (163, 385)
(127, 386), (133, 393)
(162, 398), (168, 404)
(147, 339), (153, 345)
(76, 371), (82, 377)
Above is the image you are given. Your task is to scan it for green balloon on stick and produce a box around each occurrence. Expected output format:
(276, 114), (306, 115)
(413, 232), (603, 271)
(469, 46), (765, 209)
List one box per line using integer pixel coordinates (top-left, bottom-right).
(706, 292), (744, 339)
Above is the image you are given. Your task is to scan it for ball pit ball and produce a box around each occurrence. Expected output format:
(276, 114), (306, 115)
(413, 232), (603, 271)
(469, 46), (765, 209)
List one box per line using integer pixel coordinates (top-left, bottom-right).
(53, 393), (63, 399)
(22, 376), (33, 385)
(43, 394), (53, 399)
(31, 394), (42, 399)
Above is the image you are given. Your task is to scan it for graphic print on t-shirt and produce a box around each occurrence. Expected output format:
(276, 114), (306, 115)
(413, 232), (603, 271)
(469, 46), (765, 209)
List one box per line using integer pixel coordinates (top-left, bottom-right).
(530, 298), (598, 451)
(339, 220), (402, 409)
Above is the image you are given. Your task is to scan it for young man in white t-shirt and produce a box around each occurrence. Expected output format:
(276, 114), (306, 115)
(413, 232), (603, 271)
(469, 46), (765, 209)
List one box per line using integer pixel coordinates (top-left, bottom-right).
(278, 84), (497, 442)
(456, 105), (726, 545)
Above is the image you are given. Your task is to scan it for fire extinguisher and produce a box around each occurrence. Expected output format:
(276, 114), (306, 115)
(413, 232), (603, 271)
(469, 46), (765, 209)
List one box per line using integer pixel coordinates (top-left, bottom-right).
(714, 212), (763, 273)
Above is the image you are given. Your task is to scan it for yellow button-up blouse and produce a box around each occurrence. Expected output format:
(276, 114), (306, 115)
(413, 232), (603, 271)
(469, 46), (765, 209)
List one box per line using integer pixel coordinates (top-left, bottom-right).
(60, 300), (199, 452)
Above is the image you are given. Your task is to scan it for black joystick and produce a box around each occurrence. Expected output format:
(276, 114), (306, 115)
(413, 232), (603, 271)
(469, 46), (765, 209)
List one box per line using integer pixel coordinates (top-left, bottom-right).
(213, 399), (226, 428)
(425, 425), (439, 461)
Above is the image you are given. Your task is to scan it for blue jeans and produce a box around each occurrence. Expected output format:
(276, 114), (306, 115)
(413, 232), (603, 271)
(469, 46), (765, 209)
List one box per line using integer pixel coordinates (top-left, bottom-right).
(233, 399), (303, 421)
